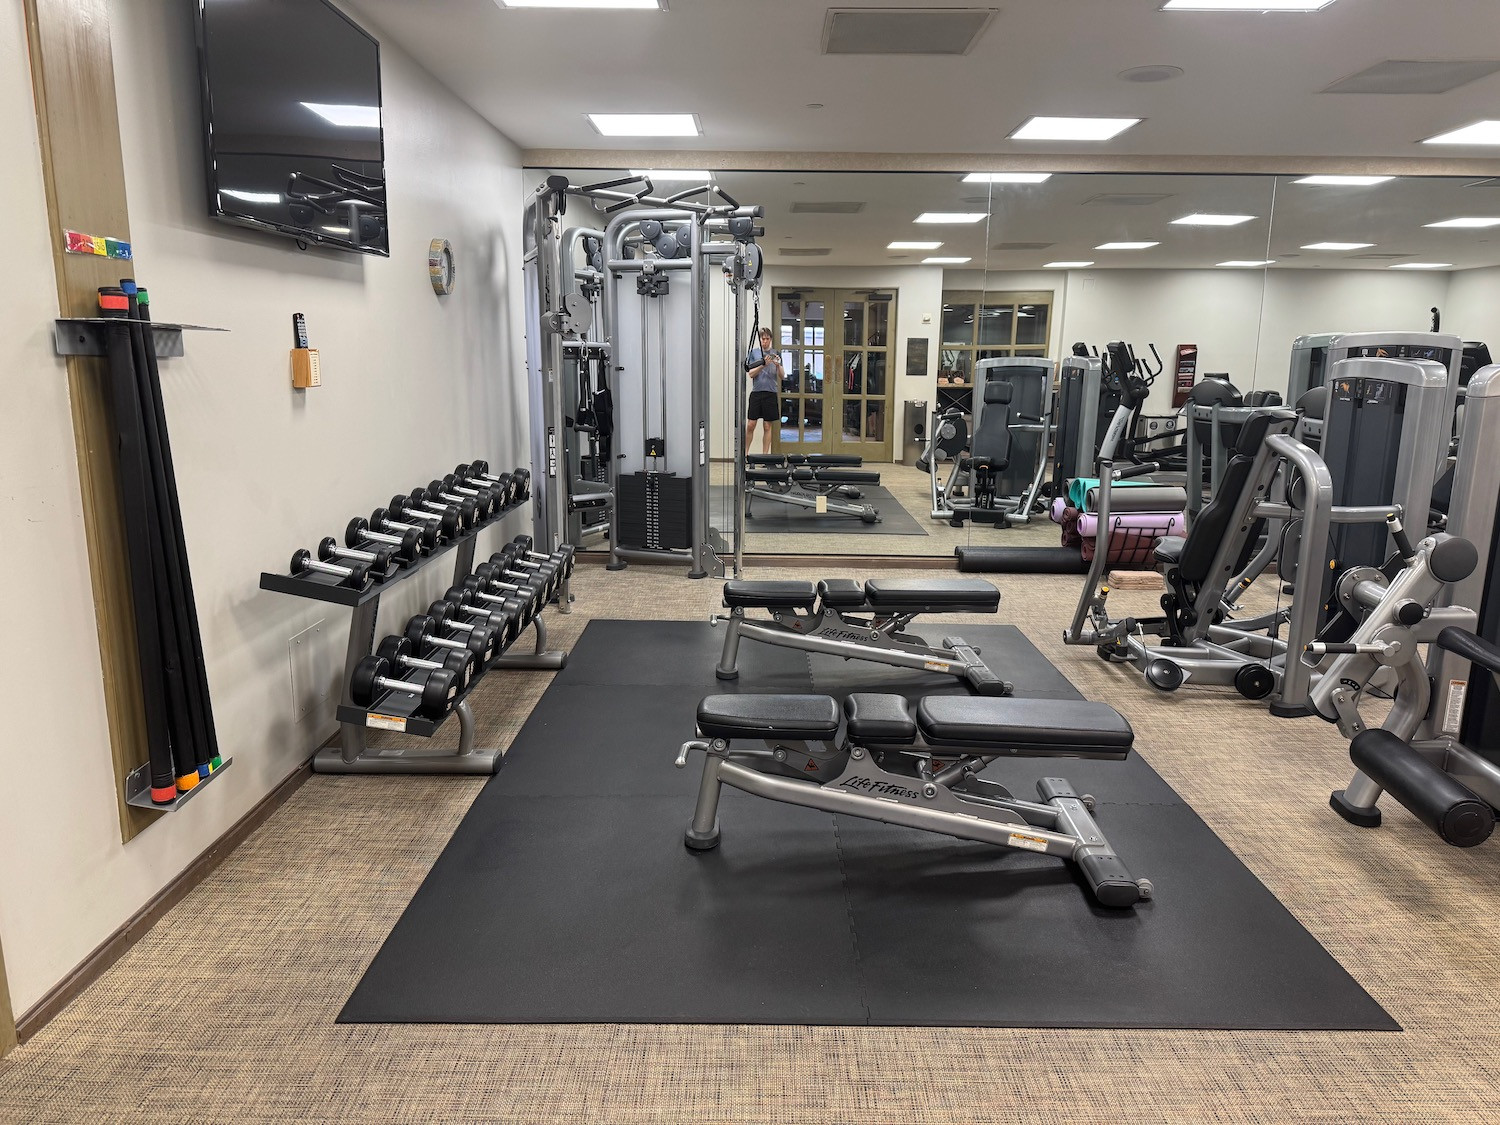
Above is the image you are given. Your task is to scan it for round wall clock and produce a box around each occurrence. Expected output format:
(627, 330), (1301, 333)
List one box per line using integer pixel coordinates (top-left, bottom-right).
(428, 238), (456, 295)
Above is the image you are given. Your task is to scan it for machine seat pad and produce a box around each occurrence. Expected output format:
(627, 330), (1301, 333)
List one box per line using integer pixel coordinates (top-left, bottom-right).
(916, 697), (1134, 758)
(864, 578), (1001, 613)
(843, 693), (918, 744)
(723, 580), (818, 610)
(790, 468), (881, 484)
(1154, 535), (1186, 564)
(816, 578), (868, 608)
(697, 694), (841, 741)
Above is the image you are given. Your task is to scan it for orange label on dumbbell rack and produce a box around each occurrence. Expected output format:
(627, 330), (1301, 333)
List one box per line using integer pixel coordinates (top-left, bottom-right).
(366, 713), (407, 732)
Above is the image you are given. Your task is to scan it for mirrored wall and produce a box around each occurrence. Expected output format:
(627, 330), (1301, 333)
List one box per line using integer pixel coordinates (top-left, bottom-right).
(532, 165), (1500, 559)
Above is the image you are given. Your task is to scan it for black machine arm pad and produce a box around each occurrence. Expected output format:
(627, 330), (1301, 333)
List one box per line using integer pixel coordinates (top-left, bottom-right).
(1112, 462), (1159, 481)
(1435, 627), (1500, 678)
(1351, 730), (1495, 848)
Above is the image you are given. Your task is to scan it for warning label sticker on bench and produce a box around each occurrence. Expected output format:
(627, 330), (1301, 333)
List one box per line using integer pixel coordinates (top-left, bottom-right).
(1008, 832), (1049, 853)
(367, 713), (408, 732)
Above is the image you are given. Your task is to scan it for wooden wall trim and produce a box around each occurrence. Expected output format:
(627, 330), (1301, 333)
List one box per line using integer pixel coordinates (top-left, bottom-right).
(0, 938), (15, 1059)
(14, 761), (315, 1045)
(24, 0), (152, 841)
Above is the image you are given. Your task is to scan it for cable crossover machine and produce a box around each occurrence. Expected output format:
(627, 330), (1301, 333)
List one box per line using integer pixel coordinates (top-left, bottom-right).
(525, 174), (765, 579)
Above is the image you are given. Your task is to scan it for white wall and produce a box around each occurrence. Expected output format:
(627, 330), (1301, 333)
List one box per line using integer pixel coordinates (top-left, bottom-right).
(1446, 266), (1500, 351)
(0, 0), (526, 1014)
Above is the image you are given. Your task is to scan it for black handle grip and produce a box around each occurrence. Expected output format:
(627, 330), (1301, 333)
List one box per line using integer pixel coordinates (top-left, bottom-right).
(1113, 462), (1159, 481)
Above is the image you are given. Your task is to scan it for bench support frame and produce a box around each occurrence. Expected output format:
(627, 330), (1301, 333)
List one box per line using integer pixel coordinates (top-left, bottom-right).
(677, 732), (1148, 908)
(713, 606), (1012, 696)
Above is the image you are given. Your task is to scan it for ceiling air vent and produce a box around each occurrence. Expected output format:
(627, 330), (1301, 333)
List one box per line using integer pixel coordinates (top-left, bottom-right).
(1351, 253), (1414, 260)
(822, 8), (997, 56)
(1323, 60), (1500, 95)
(1082, 193), (1173, 207)
(779, 248), (833, 257)
(789, 201), (866, 214)
(992, 241), (1055, 251)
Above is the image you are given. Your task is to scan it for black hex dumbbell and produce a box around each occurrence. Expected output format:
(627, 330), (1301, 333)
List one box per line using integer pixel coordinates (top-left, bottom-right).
(345, 516), (423, 563)
(291, 547), (371, 591)
(411, 604), (508, 662)
(318, 536), (397, 582)
(376, 634), (477, 693)
(350, 654), (456, 720)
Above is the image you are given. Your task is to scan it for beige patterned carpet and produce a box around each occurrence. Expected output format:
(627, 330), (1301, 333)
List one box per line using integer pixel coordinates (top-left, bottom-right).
(2, 562), (1499, 1124)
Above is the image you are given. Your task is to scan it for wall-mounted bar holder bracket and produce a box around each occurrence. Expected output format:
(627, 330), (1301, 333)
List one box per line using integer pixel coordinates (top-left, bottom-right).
(53, 318), (227, 360)
(125, 757), (233, 813)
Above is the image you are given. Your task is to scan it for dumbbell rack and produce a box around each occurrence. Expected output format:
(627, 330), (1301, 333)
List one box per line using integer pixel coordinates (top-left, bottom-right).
(259, 493), (568, 775)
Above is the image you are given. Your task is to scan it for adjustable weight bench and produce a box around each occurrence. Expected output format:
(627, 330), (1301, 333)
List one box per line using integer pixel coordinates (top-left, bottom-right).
(745, 466), (882, 523)
(747, 453), (864, 469)
(675, 691), (1150, 908)
(713, 577), (1012, 696)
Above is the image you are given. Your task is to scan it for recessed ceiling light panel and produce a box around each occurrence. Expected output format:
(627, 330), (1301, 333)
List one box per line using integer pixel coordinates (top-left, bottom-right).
(1162, 0), (1336, 10)
(301, 102), (380, 128)
(502, 0), (663, 7)
(923, 257), (972, 264)
(1172, 213), (1257, 225)
(586, 112), (700, 136)
(1293, 175), (1394, 186)
(1425, 217), (1500, 228)
(888, 241), (942, 250)
(1424, 120), (1500, 146)
(221, 189), (282, 204)
(1390, 262), (1453, 269)
(962, 172), (1053, 183)
(1011, 116), (1141, 141)
(1301, 242), (1374, 250)
(914, 212), (986, 224)
(1095, 241), (1160, 250)
(630, 169), (710, 181)
(1218, 260), (1276, 267)
(1044, 261), (1094, 268)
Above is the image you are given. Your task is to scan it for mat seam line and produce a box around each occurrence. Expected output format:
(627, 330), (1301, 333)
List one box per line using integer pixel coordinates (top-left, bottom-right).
(830, 816), (873, 1026)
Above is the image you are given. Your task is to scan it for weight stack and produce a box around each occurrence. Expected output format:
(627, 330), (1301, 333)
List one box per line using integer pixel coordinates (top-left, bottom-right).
(618, 472), (692, 550)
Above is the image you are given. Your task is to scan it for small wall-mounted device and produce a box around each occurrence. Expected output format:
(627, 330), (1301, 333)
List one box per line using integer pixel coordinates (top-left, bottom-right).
(291, 312), (321, 388)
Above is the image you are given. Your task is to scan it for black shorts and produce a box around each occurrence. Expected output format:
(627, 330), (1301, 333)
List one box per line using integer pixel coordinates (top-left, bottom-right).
(747, 390), (780, 423)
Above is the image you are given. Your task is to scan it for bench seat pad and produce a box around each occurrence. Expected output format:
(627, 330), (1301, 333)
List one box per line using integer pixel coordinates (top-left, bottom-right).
(864, 578), (1000, 612)
(1154, 535), (1186, 564)
(916, 697), (1133, 757)
(816, 578), (867, 608)
(843, 693), (918, 744)
(789, 468), (881, 485)
(697, 694), (841, 741)
(723, 579), (817, 609)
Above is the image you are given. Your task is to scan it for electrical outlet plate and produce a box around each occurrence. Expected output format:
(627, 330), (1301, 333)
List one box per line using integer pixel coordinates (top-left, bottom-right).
(289, 620), (329, 722)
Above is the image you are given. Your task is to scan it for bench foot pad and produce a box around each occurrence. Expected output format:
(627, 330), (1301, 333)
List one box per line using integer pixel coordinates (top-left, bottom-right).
(685, 823), (721, 850)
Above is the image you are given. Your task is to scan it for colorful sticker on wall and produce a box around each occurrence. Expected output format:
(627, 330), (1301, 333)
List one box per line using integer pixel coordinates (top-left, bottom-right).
(64, 229), (133, 260)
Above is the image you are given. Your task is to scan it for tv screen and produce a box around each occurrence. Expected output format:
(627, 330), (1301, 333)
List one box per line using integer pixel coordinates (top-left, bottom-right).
(196, 0), (388, 256)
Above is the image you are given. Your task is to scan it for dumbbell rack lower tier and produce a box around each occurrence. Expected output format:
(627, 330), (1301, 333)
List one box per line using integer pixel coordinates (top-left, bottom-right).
(259, 496), (569, 775)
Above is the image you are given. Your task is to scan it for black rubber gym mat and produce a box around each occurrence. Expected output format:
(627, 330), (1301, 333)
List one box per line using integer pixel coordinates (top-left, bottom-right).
(340, 620), (1396, 1030)
(714, 484), (930, 536)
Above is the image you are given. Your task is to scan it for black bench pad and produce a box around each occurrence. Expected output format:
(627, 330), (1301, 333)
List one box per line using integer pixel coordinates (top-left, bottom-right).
(1154, 535), (1186, 565)
(816, 579), (867, 608)
(747, 454), (863, 467)
(844, 693), (918, 744)
(864, 578), (1000, 613)
(723, 580), (817, 610)
(789, 468), (881, 485)
(746, 469), (795, 484)
(916, 697), (1134, 758)
(697, 695), (841, 741)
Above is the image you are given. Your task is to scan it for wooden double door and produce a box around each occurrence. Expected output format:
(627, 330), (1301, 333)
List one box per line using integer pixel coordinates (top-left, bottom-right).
(772, 288), (895, 461)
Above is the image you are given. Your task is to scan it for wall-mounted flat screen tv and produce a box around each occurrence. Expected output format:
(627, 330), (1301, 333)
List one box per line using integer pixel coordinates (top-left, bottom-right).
(196, 0), (388, 256)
